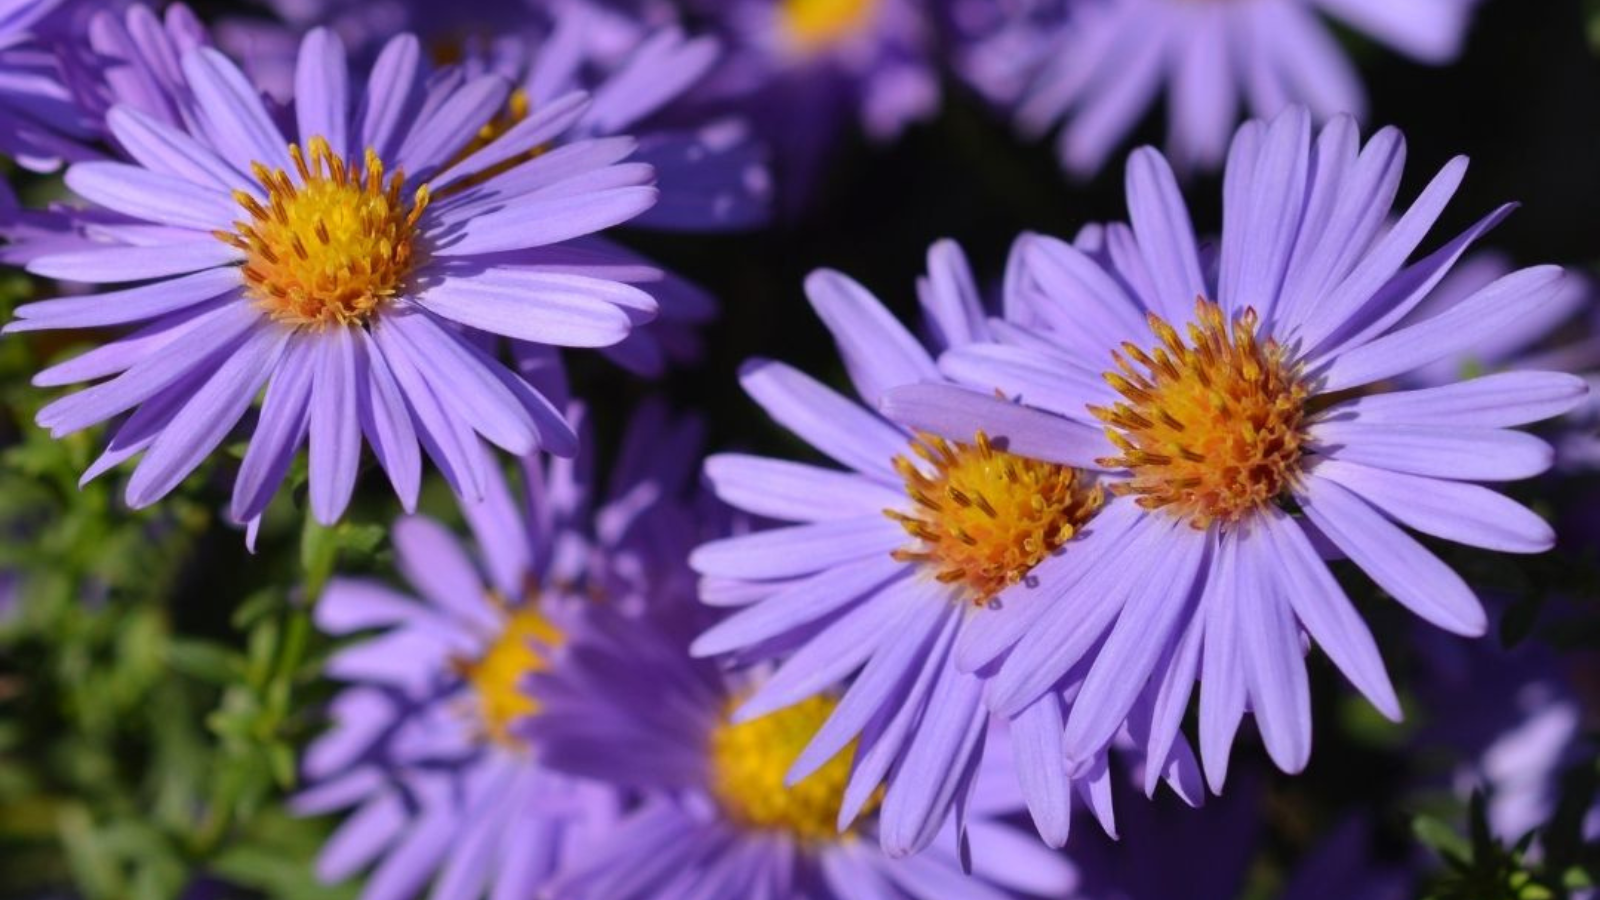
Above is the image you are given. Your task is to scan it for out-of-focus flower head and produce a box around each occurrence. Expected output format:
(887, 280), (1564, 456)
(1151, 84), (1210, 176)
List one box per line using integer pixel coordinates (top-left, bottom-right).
(689, 0), (939, 208)
(962, 0), (1484, 176)
(524, 536), (1080, 899)
(0, 0), (103, 170)
(294, 402), (702, 900)
(884, 107), (1587, 797)
(1413, 608), (1600, 847)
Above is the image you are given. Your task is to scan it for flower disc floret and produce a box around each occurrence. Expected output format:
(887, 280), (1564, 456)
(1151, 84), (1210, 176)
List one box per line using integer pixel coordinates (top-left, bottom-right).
(456, 604), (563, 745)
(888, 431), (1102, 603)
(217, 136), (430, 328)
(1092, 298), (1310, 529)
(709, 696), (870, 842)
(782, 0), (880, 52)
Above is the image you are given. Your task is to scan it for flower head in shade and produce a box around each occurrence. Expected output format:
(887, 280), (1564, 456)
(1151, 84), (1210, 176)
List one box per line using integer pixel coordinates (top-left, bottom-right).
(981, 0), (1482, 175)
(523, 562), (1079, 900)
(695, 0), (937, 204)
(883, 108), (1588, 794)
(0, 0), (101, 169)
(5, 28), (666, 528)
(689, 241), (1202, 855)
(294, 402), (703, 900)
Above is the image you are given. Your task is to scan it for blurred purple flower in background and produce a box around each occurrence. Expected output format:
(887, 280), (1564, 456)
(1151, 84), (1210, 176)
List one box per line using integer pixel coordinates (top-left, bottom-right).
(691, 0), (938, 207)
(295, 403), (703, 900)
(964, 0), (1482, 175)
(524, 554), (1079, 899)
(0, 0), (102, 169)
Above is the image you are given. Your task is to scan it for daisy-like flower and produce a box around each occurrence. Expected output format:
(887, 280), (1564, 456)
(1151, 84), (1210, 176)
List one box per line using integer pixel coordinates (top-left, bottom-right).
(524, 568), (1079, 900)
(883, 108), (1589, 792)
(222, 1), (768, 378)
(986, 0), (1482, 175)
(294, 402), (704, 900)
(0, 0), (100, 169)
(4, 28), (665, 528)
(690, 241), (1201, 855)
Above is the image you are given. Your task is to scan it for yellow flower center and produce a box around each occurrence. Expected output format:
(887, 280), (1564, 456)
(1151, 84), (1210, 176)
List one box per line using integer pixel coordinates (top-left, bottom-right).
(217, 137), (429, 328)
(709, 695), (875, 842)
(888, 432), (1103, 604)
(781, 0), (880, 52)
(457, 605), (563, 746)
(1091, 298), (1310, 529)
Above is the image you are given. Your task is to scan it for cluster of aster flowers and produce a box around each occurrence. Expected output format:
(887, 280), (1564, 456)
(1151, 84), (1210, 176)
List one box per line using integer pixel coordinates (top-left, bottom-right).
(4, 0), (1600, 899)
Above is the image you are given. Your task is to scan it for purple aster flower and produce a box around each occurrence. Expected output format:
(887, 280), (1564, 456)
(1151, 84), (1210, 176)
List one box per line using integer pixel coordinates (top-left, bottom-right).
(0, 0), (101, 170)
(981, 0), (1482, 176)
(219, 1), (769, 378)
(689, 240), (1202, 856)
(523, 567), (1079, 899)
(294, 401), (703, 900)
(882, 107), (1588, 794)
(4, 28), (666, 529)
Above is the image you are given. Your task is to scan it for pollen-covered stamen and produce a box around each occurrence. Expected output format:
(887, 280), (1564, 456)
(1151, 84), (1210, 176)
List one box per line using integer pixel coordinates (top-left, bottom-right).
(709, 695), (875, 842)
(216, 136), (429, 327)
(453, 600), (563, 746)
(888, 432), (1103, 604)
(1091, 298), (1310, 530)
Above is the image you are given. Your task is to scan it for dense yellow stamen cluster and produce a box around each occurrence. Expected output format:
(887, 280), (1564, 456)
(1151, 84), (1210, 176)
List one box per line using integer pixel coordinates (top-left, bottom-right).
(1092, 298), (1310, 529)
(709, 695), (874, 842)
(888, 432), (1103, 604)
(217, 136), (428, 327)
(457, 604), (563, 746)
(781, 0), (879, 52)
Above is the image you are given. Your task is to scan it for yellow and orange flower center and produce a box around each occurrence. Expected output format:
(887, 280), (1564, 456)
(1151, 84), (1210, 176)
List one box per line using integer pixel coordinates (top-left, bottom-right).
(1091, 298), (1311, 530)
(217, 136), (429, 328)
(888, 432), (1103, 604)
(456, 604), (563, 746)
(781, 0), (880, 52)
(709, 695), (876, 842)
